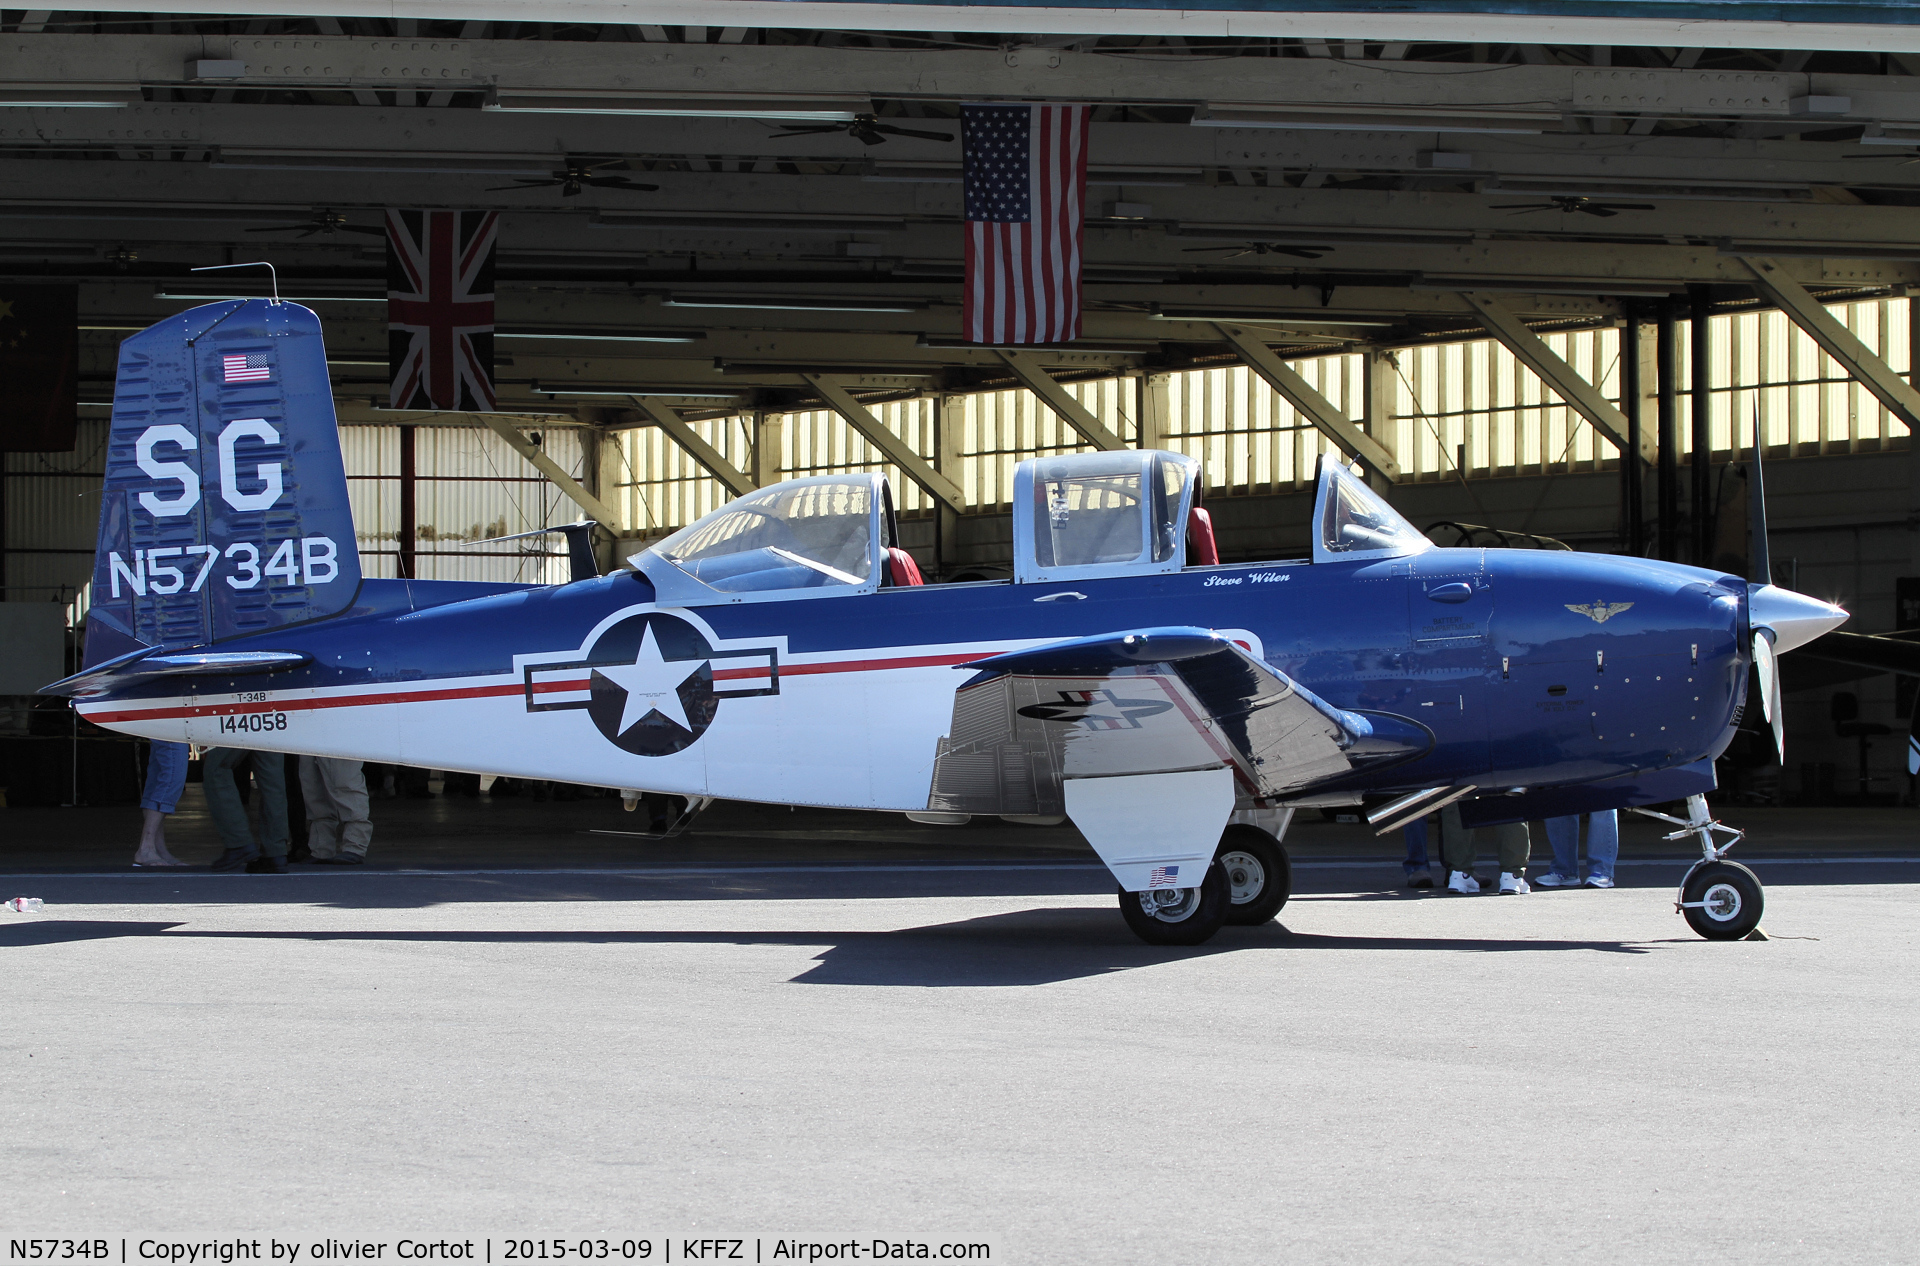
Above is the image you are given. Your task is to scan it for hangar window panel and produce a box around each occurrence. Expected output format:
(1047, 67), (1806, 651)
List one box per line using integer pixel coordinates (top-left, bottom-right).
(959, 388), (1108, 511)
(614, 414), (751, 536)
(1159, 361), (1347, 495)
(781, 399), (937, 516)
(340, 426), (400, 581)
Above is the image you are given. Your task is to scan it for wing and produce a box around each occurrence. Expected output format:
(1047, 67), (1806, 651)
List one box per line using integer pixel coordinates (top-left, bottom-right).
(925, 627), (1430, 814)
(1564, 603), (1592, 618)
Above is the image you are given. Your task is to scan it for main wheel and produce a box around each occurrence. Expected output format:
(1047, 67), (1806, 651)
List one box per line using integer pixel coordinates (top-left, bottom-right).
(1681, 860), (1765, 941)
(1218, 825), (1292, 926)
(1118, 861), (1231, 946)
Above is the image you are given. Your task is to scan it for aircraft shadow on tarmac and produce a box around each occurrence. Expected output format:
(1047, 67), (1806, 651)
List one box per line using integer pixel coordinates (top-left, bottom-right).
(0, 908), (1652, 986)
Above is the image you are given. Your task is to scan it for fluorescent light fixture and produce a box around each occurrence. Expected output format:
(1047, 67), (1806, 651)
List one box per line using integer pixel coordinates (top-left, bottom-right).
(0, 85), (139, 108)
(533, 383), (740, 398)
(154, 290), (384, 303)
(663, 296), (924, 314)
(1154, 312), (1395, 327)
(1193, 106), (1554, 135)
(499, 328), (704, 344)
(487, 90), (864, 122)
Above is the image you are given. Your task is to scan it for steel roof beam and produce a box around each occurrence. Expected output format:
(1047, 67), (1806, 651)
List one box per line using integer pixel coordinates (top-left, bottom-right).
(1212, 321), (1399, 480)
(476, 414), (625, 533)
(799, 372), (967, 514)
(1459, 290), (1653, 464)
(991, 350), (1128, 451)
(627, 395), (757, 496)
(1739, 255), (1920, 432)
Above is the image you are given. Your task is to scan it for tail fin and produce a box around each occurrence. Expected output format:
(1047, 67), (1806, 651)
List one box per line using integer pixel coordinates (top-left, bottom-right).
(82, 299), (361, 668)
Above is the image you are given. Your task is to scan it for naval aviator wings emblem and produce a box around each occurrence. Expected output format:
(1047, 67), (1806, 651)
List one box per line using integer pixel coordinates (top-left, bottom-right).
(1566, 600), (1634, 624)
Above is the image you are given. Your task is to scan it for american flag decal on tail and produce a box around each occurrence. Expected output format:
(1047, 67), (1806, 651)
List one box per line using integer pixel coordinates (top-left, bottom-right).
(387, 209), (497, 410)
(222, 353), (271, 383)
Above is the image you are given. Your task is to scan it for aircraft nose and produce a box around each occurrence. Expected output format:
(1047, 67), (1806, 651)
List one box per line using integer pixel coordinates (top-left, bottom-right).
(1749, 583), (1849, 654)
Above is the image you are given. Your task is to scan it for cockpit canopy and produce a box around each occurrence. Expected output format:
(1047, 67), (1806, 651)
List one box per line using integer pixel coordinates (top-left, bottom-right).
(633, 473), (884, 606)
(628, 450), (1429, 604)
(1013, 450), (1198, 584)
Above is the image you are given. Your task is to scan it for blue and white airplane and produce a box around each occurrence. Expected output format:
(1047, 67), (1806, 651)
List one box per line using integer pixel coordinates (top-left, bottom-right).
(46, 299), (1849, 945)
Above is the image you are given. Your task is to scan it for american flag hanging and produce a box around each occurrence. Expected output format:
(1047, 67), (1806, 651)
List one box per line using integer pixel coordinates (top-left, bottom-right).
(387, 209), (498, 410)
(961, 103), (1091, 346)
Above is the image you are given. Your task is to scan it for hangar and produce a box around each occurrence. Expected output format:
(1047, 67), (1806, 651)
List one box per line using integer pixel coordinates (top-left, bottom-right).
(4, 1), (1920, 804)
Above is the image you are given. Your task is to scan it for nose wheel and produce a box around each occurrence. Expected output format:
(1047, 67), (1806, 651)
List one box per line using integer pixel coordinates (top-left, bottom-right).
(1634, 794), (1766, 941)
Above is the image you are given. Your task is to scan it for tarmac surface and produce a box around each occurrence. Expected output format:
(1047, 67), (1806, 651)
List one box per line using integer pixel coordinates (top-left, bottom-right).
(4, 794), (1918, 1262)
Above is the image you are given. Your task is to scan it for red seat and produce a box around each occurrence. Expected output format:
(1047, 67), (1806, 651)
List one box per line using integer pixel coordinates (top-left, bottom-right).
(1187, 507), (1220, 566)
(884, 546), (925, 586)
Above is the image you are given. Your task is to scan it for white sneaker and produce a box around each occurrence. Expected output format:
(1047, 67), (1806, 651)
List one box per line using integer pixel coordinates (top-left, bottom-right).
(1584, 874), (1615, 889)
(1533, 872), (1579, 888)
(1446, 870), (1481, 894)
(1498, 872), (1530, 895)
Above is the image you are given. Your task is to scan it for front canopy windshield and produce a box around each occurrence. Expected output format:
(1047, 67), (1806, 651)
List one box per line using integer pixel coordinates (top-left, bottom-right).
(1318, 460), (1429, 559)
(652, 477), (874, 593)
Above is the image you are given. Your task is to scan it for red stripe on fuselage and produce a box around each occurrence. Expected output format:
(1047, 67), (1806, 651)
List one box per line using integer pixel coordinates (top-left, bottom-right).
(77, 650), (992, 724)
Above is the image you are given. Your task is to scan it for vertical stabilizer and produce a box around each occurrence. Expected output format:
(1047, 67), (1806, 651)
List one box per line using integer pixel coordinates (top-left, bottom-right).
(84, 299), (361, 667)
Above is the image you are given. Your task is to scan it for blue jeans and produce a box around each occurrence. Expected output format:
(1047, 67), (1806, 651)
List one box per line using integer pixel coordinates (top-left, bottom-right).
(1544, 811), (1619, 881)
(1403, 818), (1431, 874)
(139, 741), (189, 814)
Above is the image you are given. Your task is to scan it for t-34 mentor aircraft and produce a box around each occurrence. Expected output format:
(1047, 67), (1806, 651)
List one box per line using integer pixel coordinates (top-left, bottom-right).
(47, 299), (1849, 945)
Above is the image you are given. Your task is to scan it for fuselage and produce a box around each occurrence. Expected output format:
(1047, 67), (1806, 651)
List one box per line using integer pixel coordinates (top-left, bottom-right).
(75, 545), (1748, 814)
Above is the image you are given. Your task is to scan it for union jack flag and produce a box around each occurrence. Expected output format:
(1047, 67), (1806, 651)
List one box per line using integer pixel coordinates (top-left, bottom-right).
(222, 353), (271, 383)
(962, 103), (1091, 345)
(387, 209), (497, 410)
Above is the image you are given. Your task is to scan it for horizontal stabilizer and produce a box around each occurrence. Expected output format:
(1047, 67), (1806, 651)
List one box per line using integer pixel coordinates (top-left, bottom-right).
(41, 647), (310, 698)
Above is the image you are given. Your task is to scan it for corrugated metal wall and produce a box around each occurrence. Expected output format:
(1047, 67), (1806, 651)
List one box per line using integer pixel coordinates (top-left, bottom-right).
(2, 416), (107, 605)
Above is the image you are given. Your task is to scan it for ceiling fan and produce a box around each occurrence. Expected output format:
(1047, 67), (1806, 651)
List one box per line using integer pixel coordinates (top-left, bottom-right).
(1492, 195), (1656, 218)
(489, 158), (660, 197)
(772, 113), (954, 146)
(1181, 241), (1328, 261)
(245, 210), (385, 238)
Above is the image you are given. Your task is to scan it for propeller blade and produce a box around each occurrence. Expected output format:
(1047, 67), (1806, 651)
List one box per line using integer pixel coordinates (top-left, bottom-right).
(873, 124), (956, 143)
(1754, 630), (1784, 764)
(1749, 404), (1772, 586)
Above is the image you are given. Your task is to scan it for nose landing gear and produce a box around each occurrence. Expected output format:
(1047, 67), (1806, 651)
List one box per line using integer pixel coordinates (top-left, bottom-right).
(1633, 793), (1765, 941)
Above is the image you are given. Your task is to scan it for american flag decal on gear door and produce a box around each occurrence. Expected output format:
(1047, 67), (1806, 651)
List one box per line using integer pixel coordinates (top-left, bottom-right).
(386, 209), (497, 411)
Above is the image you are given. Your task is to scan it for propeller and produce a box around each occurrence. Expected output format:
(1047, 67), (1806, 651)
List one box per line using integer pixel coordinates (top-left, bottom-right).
(1490, 195), (1656, 218)
(1744, 407), (1850, 762)
(245, 210), (385, 238)
(488, 158), (659, 197)
(770, 114), (954, 146)
(1180, 241), (1327, 261)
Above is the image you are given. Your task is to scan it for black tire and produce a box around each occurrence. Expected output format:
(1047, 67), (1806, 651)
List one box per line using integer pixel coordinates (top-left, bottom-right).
(1218, 824), (1292, 925)
(1118, 861), (1231, 946)
(1681, 860), (1765, 941)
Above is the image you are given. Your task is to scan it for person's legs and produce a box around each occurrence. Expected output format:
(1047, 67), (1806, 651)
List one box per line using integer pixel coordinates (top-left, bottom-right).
(1495, 820), (1531, 876)
(135, 741), (190, 866)
(1403, 817), (1430, 876)
(1541, 815), (1581, 881)
(1439, 804), (1475, 874)
(299, 756), (342, 859)
(199, 748), (258, 864)
(319, 758), (372, 858)
(1585, 810), (1620, 885)
(247, 751), (290, 859)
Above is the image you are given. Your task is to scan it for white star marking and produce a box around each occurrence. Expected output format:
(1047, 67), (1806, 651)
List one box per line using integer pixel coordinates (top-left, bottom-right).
(593, 623), (704, 736)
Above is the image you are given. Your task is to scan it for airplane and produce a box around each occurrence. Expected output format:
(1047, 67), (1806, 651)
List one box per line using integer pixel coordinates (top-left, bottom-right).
(45, 298), (1852, 946)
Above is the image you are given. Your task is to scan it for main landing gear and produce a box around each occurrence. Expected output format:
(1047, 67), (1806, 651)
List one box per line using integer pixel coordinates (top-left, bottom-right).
(1633, 793), (1765, 941)
(1117, 822), (1293, 946)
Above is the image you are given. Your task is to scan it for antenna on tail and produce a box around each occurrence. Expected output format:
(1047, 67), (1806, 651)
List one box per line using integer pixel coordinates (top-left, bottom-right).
(190, 260), (282, 304)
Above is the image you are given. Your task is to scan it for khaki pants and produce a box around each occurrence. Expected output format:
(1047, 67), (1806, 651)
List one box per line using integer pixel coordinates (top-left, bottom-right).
(1439, 804), (1530, 876)
(300, 756), (372, 859)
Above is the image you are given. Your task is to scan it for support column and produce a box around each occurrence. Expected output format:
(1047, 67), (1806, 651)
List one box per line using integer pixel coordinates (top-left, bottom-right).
(1690, 284), (1714, 566)
(752, 411), (784, 489)
(1363, 348), (1401, 496)
(1136, 373), (1169, 451)
(934, 395), (960, 577)
(1619, 314), (1652, 556)
(1657, 305), (1680, 562)
(397, 423), (417, 580)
